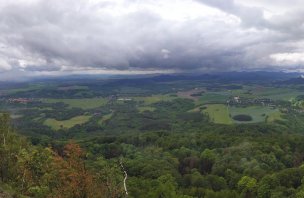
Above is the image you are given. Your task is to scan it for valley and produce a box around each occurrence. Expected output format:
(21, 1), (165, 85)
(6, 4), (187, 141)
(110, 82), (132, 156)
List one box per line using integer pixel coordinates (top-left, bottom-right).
(2, 73), (304, 197)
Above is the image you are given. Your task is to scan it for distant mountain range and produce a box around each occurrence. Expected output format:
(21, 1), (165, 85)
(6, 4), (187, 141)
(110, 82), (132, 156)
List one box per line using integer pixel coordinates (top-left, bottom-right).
(1, 71), (302, 84)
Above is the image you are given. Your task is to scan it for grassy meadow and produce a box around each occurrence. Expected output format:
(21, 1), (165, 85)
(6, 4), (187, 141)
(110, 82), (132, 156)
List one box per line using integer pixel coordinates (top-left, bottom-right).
(98, 113), (113, 125)
(203, 104), (284, 124)
(44, 115), (92, 130)
(44, 98), (108, 109)
(203, 104), (232, 124)
(137, 106), (156, 112)
(229, 106), (281, 123)
(132, 94), (176, 105)
(250, 87), (302, 101)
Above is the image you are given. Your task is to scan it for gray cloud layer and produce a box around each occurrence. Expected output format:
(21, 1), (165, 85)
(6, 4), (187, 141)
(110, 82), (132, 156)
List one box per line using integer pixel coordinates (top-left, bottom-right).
(0, 0), (304, 78)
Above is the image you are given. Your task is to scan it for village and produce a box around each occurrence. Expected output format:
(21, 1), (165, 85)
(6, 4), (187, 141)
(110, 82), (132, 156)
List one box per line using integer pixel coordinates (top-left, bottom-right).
(6, 98), (38, 104)
(227, 96), (275, 107)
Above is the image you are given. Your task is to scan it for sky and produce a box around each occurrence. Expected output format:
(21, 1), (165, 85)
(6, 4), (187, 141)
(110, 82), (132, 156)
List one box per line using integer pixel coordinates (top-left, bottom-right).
(0, 0), (304, 79)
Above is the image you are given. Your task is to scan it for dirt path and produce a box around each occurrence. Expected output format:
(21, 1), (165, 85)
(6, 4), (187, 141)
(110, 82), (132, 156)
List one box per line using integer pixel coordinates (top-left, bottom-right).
(120, 160), (128, 196)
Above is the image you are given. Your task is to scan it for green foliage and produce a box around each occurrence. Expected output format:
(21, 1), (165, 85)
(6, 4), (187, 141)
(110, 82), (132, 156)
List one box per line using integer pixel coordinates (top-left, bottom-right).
(0, 114), (123, 197)
(200, 149), (216, 174)
(257, 175), (279, 198)
(237, 176), (257, 197)
(4, 77), (304, 197)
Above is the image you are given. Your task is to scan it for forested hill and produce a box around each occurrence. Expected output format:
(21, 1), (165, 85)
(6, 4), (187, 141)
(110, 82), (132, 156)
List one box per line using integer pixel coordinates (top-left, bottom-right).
(4, 112), (304, 197)
(0, 113), (125, 198)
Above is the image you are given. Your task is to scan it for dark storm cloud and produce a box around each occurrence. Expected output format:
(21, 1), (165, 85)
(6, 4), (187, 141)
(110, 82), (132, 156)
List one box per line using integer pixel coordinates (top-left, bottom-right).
(197, 0), (304, 36)
(24, 65), (62, 72)
(0, 0), (304, 77)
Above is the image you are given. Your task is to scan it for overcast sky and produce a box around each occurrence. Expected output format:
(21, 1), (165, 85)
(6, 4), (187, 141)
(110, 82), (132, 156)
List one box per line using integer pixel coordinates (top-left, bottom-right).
(0, 0), (304, 79)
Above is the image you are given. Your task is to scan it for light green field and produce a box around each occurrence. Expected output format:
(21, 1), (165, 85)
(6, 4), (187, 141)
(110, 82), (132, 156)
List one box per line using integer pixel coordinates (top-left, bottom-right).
(6, 84), (47, 94)
(204, 104), (284, 124)
(198, 87), (302, 104)
(31, 107), (53, 111)
(137, 106), (155, 112)
(44, 115), (91, 130)
(57, 85), (88, 90)
(229, 106), (280, 123)
(266, 111), (285, 122)
(44, 98), (107, 109)
(132, 94), (176, 105)
(252, 87), (302, 101)
(98, 113), (113, 125)
(188, 107), (201, 112)
(10, 114), (23, 119)
(203, 104), (232, 124)
(230, 88), (255, 99)
(33, 116), (43, 122)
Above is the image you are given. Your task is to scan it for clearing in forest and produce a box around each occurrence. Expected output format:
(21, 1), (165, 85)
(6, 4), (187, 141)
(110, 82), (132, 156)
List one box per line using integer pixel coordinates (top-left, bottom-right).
(229, 106), (281, 123)
(203, 104), (232, 124)
(44, 98), (107, 109)
(44, 115), (92, 130)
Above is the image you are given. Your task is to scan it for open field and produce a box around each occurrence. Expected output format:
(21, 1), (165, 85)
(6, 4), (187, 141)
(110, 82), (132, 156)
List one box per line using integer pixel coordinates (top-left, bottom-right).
(137, 106), (156, 112)
(44, 115), (92, 130)
(230, 88), (255, 98)
(132, 94), (176, 105)
(229, 106), (280, 123)
(203, 104), (232, 124)
(251, 87), (302, 101)
(188, 106), (202, 112)
(10, 114), (23, 119)
(203, 104), (284, 124)
(6, 84), (47, 94)
(44, 98), (107, 109)
(98, 113), (113, 125)
(266, 111), (285, 122)
(198, 87), (302, 104)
